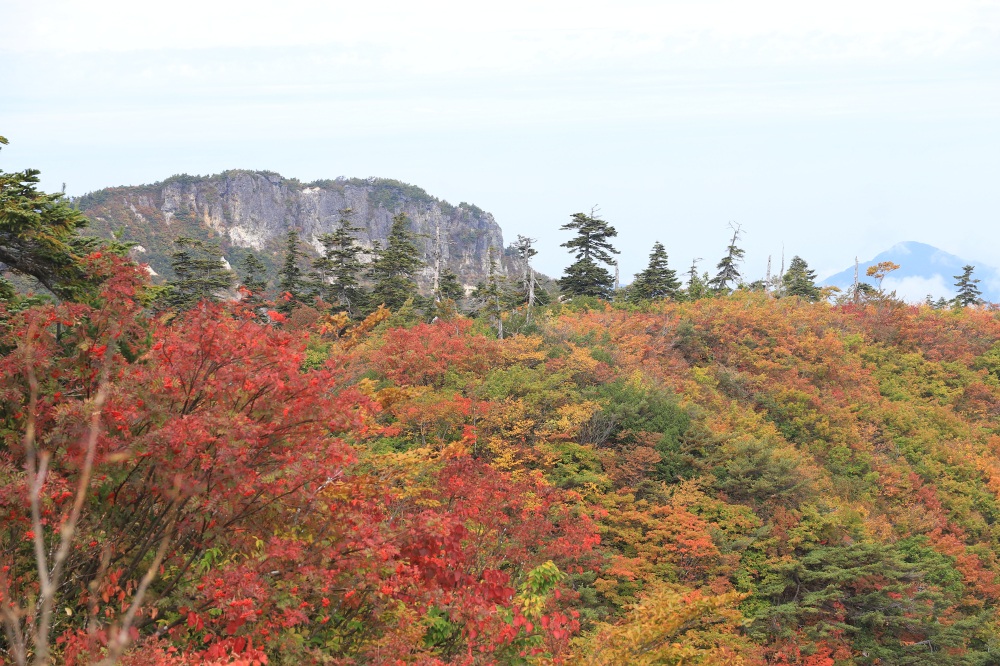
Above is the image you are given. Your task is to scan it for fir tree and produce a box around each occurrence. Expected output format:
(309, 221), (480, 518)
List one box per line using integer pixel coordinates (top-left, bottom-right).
(438, 268), (465, 303)
(629, 241), (681, 302)
(709, 223), (745, 293)
(557, 211), (620, 299)
(312, 210), (367, 316)
(369, 213), (424, 311)
(277, 229), (308, 311)
(239, 252), (268, 295)
(953, 265), (982, 307)
(781, 255), (821, 301)
(163, 237), (234, 310)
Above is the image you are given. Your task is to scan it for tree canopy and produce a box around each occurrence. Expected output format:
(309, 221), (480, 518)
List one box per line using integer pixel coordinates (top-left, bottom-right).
(629, 241), (681, 302)
(558, 211), (620, 298)
(369, 212), (424, 311)
(781, 255), (821, 301)
(0, 136), (113, 302)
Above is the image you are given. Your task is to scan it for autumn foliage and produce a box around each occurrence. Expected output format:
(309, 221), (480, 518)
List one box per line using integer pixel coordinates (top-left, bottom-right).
(6, 261), (1000, 664)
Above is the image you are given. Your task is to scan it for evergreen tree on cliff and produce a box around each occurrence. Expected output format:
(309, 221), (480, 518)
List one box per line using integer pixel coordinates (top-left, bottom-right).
(277, 229), (308, 311)
(163, 237), (234, 309)
(558, 211), (620, 299)
(369, 213), (424, 311)
(239, 253), (268, 294)
(312, 209), (367, 316)
(782, 255), (821, 301)
(953, 265), (983, 307)
(437, 268), (465, 303)
(629, 241), (681, 302)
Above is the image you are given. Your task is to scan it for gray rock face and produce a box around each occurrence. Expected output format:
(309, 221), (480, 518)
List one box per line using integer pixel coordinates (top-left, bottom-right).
(78, 170), (508, 290)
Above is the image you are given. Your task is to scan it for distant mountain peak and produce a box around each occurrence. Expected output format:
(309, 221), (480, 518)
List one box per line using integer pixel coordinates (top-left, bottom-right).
(821, 242), (999, 303)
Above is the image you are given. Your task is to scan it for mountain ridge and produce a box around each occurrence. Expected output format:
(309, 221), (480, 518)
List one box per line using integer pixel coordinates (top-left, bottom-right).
(74, 170), (512, 290)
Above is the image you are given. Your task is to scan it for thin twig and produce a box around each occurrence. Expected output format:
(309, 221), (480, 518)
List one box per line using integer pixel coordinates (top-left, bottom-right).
(97, 509), (176, 666)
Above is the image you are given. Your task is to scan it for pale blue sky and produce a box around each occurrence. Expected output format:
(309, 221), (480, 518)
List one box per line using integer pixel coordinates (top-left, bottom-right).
(2, 0), (998, 288)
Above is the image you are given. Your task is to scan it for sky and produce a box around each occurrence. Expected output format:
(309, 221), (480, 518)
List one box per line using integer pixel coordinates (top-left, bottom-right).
(2, 0), (999, 286)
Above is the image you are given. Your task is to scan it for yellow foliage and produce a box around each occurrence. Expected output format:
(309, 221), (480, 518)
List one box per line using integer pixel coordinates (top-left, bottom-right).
(568, 584), (749, 665)
(500, 333), (548, 366)
(540, 400), (601, 439)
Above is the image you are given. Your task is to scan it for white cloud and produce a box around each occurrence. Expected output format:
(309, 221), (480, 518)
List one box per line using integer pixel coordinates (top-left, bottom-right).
(881, 274), (953, 303)
(4, 0), (998, 66)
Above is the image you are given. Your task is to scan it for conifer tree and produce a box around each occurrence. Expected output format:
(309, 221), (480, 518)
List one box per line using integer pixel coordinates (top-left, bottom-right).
(709, 223), (745, 293)
(369, 213), (424, 311)
(0, 135), (116, 302)
(312, 210), (367, 316)
(953, 265), (983, 307)
(684, 259), (710, 301)
(437, 268), (465, 303)
(629, 241), (681, 302)
(277, 229), (308, 310)
(163, 236), (234, 309)
(474, 248), (509, 338)
(239, 252), (268, 295)
(781, 255), (821, 301)
(557, 211), (619, 299)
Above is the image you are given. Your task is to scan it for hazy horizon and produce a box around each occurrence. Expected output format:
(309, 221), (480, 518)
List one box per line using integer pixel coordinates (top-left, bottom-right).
(3, 0), (998, 286)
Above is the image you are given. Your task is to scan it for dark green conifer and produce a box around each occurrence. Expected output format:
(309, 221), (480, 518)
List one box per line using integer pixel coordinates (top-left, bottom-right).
(781, 255), (821, 301)
(438, 268), (465, 303)
(312, 210), (367, 316)
(953, 265), (982, 307)
(239, 252), (268, 295)
(709, 223), (745, 293)
(163, 237), (234, 309)
(369, 213), (424, 311)
(629, 241), (681, 301)
(0, 135), (116, 303)
(276, 230), (308, 310)
(557, 211), (619, 299)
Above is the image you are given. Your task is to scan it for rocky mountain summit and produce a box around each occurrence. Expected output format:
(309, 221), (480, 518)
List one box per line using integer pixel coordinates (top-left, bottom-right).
(76, 170), (509, 291)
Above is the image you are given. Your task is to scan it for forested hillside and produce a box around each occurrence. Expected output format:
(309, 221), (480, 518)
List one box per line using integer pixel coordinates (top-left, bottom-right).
(6, 259), (1000, 663)
(5, 142), (1000, 665)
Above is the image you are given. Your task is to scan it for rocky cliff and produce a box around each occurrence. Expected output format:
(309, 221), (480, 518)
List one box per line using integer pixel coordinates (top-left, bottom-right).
(76, 170), (508, 291)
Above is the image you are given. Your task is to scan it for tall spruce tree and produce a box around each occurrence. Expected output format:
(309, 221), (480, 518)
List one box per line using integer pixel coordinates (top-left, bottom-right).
(781, 255), (821, 301)
(709, 223), (745, 293)
(369, 213), (423, 311)
(163, 237), (234, 309)
(276, 229), (308, 311)
(557, 211), (619, 299)
(953, 265), (983, 307)
(437, 268), (465, 303)
(239, 253), (268, 295)
(312, 210), (367, 316)
(629, 241), (681, 302)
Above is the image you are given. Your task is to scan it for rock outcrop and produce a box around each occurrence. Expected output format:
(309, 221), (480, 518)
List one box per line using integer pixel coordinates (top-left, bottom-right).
(76, 170), (508, 291)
